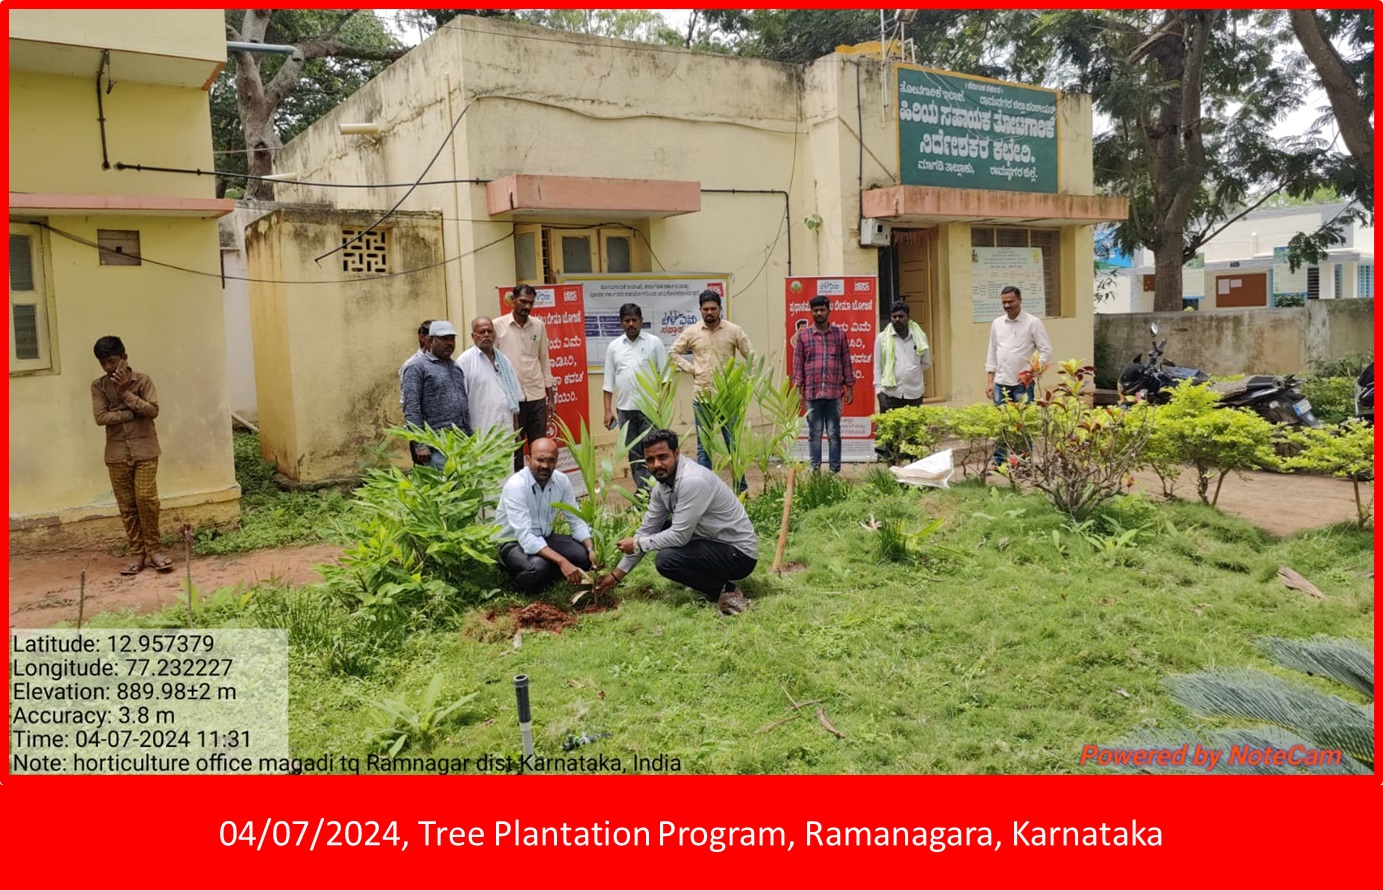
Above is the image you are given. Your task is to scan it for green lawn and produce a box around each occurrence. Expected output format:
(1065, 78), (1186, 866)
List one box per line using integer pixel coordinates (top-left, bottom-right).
(89, 472), (1373, 774)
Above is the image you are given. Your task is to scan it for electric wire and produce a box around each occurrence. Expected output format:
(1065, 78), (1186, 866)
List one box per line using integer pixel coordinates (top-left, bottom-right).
(37, 221), (514, 287)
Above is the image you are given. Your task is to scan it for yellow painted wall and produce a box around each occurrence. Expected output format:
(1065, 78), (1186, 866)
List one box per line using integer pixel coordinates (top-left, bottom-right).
(9, 72), (217, 199)
(268, 16), (1103, 462)
(8, 9), (225, 65)
(245, 210), (448, 482)
(8, 217), (238, 529)
(9, 9), (237, 549)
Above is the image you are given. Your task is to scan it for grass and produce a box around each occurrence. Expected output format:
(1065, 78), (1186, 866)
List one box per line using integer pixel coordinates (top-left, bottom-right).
(192, 432), (347, 555)
(93, 475), (1373, 774)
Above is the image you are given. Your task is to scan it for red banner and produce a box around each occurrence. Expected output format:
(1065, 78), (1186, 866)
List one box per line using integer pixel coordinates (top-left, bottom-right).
(497, 285), (590, 491)
(785, 276), (878, 461)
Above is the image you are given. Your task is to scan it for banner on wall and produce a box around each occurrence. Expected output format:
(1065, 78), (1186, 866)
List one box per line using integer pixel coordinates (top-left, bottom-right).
(559, 273), (730, 368)
(497, 285), (590, 494)
(784, 276), (878, 462)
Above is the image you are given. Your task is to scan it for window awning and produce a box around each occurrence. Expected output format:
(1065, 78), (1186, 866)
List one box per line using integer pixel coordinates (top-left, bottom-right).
(9, 192), (234, 218)
(862, 185), (1128, 227)
(486, 175), (700, 222)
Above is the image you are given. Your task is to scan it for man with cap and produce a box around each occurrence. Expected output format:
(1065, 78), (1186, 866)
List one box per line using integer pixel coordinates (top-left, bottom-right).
(401, 320), (473, 469)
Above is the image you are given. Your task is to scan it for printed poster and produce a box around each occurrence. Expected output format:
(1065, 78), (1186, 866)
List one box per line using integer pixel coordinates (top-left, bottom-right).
(497, 285), (590, 494)
(971, 247), (1046, 322)
(559, 273), (730, 369)
(784, 276), (878, 462)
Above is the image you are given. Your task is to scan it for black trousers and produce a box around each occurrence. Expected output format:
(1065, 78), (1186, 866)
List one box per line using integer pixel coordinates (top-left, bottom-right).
(653, 537), (757, 600)
(498, 534), (591, 594)
(618, 409), (653, 490)
(513, 399), (548, 471)
(878, 393), (924, 412)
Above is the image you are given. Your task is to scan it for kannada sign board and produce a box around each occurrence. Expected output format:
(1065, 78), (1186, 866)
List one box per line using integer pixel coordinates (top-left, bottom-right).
(784, 276), (878, 462)
(971, 248), (1046, 323)
(497, 285), (590, 494)
(897, 65), (1058, 193)
(559, 274), (730, 369)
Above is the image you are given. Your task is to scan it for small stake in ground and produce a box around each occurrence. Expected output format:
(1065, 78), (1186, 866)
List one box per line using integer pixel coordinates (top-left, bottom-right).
(514, 674), (535, 767)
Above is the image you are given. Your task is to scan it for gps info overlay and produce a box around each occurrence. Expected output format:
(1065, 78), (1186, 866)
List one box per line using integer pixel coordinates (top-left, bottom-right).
(11, 629), (288, 774)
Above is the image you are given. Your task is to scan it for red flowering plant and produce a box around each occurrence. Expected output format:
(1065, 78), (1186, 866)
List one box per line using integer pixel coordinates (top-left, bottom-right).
(995, 359), (1154, 521)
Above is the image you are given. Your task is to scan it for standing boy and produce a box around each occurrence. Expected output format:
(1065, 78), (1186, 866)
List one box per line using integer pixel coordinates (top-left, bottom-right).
(92, 336), (172, 574)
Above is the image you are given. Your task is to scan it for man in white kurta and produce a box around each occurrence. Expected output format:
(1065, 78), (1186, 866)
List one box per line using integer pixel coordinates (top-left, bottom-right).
(458, 316), (521, 438)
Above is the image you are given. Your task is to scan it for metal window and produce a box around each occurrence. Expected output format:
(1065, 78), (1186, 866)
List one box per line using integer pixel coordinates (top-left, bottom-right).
(1359, 264), (1374, 299)
(9, 224), (54, 373)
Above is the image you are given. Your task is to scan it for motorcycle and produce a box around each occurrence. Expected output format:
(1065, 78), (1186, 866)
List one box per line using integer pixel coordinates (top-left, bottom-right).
(1355, 361), (1373, 425)
(1117, 323), (1321, 427)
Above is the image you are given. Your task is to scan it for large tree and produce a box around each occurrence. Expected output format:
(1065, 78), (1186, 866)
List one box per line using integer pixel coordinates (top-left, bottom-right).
(1290, 8), (1373, 204)
(221, 10), (406, 200)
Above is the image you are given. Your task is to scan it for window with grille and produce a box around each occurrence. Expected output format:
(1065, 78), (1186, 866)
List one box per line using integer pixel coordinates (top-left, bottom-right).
(1359, 264), (1374, 299)
(971, 226), (1063, 317)
(513, 224), (644, 284)
(1307, 266), (1320, 300)
(1334, 264), (1343, 298)
(10, 223), (54, 373)
(340, 227), (389, 273)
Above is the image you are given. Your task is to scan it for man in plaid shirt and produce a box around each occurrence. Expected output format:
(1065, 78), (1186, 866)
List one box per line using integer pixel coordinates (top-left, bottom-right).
(791, 295), (855, 474)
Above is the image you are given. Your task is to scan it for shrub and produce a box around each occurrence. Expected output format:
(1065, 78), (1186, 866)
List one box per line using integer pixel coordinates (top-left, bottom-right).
(871, 405), (954, 463)
(1274, 293), (1306, 308)
(1309, 351), (1372, 380)
(555, 416), (643, 603)
(1299, 376), (1356, 425)
(1150, 382), (1278, 506)
(320, 424), (514, 625)
(948, 401), (1002, 479)
(994, 360), (1152, 521)
(1283, 421), (1374, 527)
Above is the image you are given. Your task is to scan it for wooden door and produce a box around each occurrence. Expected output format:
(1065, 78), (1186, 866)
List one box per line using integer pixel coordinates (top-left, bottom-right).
(896, 229), (943, 399)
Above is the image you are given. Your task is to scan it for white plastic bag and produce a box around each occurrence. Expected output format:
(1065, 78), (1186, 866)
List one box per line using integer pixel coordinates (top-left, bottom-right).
(889, 448), (955, 489)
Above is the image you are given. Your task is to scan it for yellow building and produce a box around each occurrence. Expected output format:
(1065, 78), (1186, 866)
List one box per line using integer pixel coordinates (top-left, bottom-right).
(255, 16), (1126, 481)
(8, 10), (239, 550)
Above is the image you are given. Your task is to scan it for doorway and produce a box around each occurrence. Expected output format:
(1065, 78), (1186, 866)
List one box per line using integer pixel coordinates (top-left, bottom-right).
(893, 228), (943, 399)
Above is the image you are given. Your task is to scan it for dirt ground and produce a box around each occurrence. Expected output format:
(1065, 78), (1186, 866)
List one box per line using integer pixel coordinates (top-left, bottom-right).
(6, 469), (1371, 629)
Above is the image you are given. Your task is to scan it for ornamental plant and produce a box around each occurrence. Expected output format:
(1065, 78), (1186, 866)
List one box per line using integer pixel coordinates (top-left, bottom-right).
(871, 404), (954, 464)
(948, 401), (1002, 479)
(1149, 381), (1278, 506)
(994, 360), (1153, 521)
(320, 423), (514, 625)
(1283, 420), (1374, 527)
(699, 355), (802, 494)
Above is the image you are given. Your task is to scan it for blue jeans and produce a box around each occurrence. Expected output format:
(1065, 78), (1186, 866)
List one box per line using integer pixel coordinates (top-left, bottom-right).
(806, 397), (843, 473)
(992, 383), (1035, 465)
(693, 400), (746, 492)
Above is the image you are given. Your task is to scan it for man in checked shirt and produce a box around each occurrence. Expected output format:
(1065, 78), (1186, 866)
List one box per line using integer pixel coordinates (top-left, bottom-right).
(791, 295), (855, 474)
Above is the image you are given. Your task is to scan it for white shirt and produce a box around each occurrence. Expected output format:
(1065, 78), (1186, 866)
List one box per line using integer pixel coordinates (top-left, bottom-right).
(985, 311), (1053, 387)
(494, 467), (591, 555)
(457, 346), (516, 436)
(873, 327), (931, 400)
(603, 331), (668, 412)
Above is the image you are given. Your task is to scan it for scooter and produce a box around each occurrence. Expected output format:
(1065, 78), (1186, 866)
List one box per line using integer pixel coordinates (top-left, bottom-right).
(1118, 323), (1321, 427)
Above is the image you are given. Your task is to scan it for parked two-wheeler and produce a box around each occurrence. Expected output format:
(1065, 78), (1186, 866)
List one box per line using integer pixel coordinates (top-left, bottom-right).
(1117, 324), (1321, 427)
(1355, 361), (1373, 425)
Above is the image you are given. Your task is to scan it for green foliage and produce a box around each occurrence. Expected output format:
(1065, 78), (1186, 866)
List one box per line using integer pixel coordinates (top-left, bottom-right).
(1092, 337), (1118, 390)
(871, 405), (954, 463)
(1149, 382), (1279, 506)
(1284, 421), (1374, 526)
(948, 402), (1003, 479)
(875, 517), (946, 564)
(793, 471), (851, 511)
(1273, 293), (1306, 308)
(699, 356), (802, 493)
(995, 361), (1153, 520)
(371, 673), (478, 755)
(1309, 351), (1372, 380)
(554, 417), (642, 602)
(1107, 636), (1373, 774)
(194, 432), (344, 555)
(320, 424), (514, 625)
(630, 361), (684, 436)
(1299, 376), (1357, 425)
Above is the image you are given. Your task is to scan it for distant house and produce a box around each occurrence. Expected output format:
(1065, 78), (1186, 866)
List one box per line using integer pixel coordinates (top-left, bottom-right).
(8, 10), (239, 550)
(246, 16), (1125, 482)
(1100, 203), (1374, 313)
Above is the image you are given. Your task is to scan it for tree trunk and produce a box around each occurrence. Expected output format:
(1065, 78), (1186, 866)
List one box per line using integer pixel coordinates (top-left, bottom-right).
(1289, 10), (1373, 205)
(1151, 240), (1186, 312)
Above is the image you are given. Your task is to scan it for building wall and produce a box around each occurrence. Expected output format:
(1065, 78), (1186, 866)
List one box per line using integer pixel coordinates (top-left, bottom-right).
(245, 209), (447, 482)
(9, 12), (237, 551)
(1096, 299), (1374, 378)
(264, 16), (1106, 474)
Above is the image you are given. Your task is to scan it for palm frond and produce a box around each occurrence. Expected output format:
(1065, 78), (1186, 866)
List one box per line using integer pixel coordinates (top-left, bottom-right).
(1258, 635), (1374, 699)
